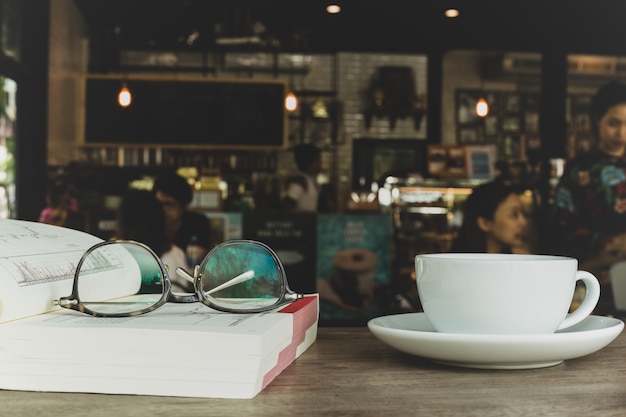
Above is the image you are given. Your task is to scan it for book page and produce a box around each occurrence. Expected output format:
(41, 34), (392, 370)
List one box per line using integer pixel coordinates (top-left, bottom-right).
(0, 220), (103, 323)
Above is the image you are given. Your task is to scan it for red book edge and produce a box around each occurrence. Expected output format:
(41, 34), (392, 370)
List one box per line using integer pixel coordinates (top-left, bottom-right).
(261, 294), (319, 390)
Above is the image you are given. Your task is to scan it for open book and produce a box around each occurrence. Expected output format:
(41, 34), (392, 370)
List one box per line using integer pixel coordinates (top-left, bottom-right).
(0, 220), (103, 323)
(0, 220), (319, 399)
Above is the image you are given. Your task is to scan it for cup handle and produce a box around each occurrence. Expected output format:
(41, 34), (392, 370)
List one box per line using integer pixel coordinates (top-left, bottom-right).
(556, 270), (600, 331)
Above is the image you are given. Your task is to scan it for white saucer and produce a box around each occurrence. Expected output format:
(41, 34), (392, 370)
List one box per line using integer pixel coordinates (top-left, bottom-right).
(367, 313), (624, 369)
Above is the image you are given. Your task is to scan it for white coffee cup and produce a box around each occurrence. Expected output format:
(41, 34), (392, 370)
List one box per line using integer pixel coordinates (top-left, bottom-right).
(415, 253), (601, 334)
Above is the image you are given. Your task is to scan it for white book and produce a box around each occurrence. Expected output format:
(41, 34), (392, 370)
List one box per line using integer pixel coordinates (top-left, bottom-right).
(0, 219), (319, 398)
(0, 296), (319, 398)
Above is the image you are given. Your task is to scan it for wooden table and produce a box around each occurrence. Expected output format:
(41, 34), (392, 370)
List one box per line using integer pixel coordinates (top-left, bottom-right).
(1, 325), (625, 417)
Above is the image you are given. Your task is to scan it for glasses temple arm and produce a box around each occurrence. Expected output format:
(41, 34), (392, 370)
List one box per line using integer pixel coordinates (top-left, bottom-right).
(175, 268), (256, 295)
(206, 270), (255, 295)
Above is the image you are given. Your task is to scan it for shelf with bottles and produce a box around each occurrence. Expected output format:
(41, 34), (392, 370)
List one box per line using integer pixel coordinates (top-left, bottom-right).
(78, 146), (279, 174)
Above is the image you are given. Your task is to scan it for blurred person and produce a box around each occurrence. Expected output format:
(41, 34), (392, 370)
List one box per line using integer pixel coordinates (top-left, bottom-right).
(152, 172), (212, 263)
(39, 181), (81, 229)
(113, 189), (189, 292)
(551, 81), (626, 314)
(283, 144), (322, 212)
(450, 180), (531, 254)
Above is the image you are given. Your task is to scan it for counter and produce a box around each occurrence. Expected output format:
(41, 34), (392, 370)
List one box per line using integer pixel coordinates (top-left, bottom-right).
(2, 324), (624, 417)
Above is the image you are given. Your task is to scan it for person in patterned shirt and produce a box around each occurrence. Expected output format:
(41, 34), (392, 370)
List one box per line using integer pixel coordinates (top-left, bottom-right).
(552, 81), (626, 315)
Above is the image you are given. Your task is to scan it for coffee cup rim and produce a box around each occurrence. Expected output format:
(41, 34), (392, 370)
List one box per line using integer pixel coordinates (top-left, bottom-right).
(416, 253), (576, 262)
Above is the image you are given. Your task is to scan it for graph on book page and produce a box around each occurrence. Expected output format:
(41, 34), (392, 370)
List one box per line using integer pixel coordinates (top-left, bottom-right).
(0, 220), (102, 286)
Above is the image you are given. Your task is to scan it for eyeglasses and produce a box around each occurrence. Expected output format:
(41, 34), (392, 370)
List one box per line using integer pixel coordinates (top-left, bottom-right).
(55, 239), (302, 317)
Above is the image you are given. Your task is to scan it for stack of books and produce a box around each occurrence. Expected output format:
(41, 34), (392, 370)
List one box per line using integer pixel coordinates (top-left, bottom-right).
(0, 220), (318, 399)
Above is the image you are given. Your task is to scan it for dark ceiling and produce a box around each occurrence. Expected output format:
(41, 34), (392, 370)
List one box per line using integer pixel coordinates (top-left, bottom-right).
(73, 0), (626, 71)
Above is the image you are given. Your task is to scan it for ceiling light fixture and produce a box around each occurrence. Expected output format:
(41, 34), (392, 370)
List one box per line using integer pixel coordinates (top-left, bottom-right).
(326, 4), (341, 14)
(475, 97), (489, 117)
(285, 92), (298, 112)
(118, 83), (132, 107)
(445, 9), (460, 18)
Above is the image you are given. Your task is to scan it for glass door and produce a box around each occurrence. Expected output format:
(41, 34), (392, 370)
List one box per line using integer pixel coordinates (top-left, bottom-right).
(0, 75), (17, 218)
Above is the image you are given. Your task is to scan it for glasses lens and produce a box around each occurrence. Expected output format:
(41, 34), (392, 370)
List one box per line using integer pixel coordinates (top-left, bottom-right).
(76, 242), (165, 315)
(199, 242), (284, 310)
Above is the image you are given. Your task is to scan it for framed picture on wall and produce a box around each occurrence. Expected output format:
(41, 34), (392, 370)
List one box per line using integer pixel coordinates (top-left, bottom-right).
(446, 146), (468, 177)
(465, 145), (496, 180)
(485, 92), (501, 113)
(427, 145), (468, 178)
(502, 116), (521, 132)
(456, 90), (480, 124)
(484, 115), (499, 136)
(505, 93), (521, 112)
(458, 127), (479, 144)
(500, 134), (521, 158)
(427, 145), (448, 176)
(524, 111), (539, 133)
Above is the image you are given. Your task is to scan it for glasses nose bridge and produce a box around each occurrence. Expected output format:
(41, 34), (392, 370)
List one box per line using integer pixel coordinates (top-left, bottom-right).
(166, 290), (201, 304)
(166, 265), (201, 301)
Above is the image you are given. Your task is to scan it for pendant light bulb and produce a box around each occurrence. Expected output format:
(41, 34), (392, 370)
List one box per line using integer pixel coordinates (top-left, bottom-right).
(118, 84), (132, 107)
(285, 92), (298, 112)
(475, 97), (489, 118)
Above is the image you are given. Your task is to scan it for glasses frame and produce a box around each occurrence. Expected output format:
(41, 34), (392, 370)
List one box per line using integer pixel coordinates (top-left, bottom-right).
(56, 239), (302, 318)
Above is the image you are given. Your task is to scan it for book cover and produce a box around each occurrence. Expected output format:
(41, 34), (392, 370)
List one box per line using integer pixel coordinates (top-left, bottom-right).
(316, 213), (392, 325)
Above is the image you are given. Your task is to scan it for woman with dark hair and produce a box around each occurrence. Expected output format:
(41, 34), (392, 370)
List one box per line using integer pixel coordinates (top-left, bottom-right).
(552, 81), (626, 314)
(450, 181), (529, 254)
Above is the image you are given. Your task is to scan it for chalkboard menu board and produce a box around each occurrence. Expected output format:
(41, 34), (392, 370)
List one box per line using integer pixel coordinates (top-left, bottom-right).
(84, 77), (287, 148)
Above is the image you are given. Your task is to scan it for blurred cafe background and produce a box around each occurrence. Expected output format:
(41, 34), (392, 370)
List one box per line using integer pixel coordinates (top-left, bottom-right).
(3, 0), (626, 323)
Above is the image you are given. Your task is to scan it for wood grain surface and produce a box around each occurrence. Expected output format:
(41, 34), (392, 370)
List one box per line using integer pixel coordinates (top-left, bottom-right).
(1, 324), (625, 417)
